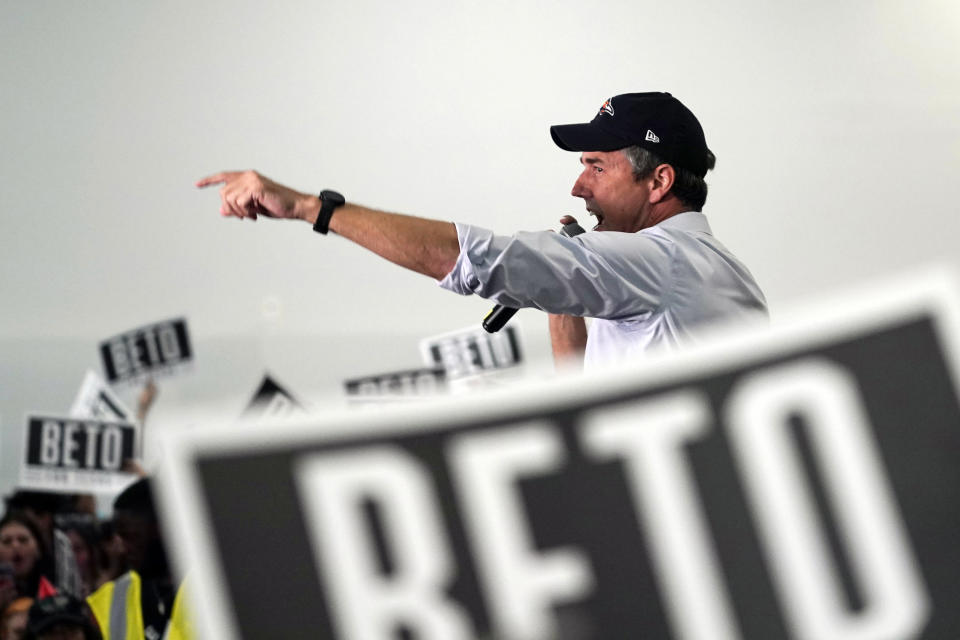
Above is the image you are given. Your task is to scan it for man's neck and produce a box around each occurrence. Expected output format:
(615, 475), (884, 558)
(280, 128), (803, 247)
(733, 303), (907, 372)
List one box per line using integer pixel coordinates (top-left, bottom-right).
(644, 200), (695, 229)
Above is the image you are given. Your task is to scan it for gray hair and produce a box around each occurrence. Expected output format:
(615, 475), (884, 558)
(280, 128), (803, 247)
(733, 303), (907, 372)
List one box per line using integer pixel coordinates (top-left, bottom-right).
(621, 145), (715, 212)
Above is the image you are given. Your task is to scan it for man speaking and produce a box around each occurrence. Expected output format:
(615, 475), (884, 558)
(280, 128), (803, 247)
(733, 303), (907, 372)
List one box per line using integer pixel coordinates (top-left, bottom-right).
(197, 92), (767, 370)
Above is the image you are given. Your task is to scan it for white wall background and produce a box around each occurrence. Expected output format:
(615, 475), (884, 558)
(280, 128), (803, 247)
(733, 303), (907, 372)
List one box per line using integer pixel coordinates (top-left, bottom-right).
(2, 0), (959, 495)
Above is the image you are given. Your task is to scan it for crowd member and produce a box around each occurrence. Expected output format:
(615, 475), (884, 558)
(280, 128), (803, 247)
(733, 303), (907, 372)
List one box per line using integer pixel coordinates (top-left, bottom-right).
(198, 91), (767, 370)
(24, 595), (100, 640)
(52, 518), (99, 600)
(90, 524), (122, 594)
(0, 514), (55, 604)
(86, 479), (191, 640)
(60, 499), (95, 520)
(0, 563), (16, 622)
(134, 379), (157, 428)
(1, 495), (61, 560)
(1, 597), (31, 640)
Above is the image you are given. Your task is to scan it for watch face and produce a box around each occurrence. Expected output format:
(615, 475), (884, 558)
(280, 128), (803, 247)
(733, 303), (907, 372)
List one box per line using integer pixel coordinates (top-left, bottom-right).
(321, 190), (345, 207)
(314, 190), (345, 234)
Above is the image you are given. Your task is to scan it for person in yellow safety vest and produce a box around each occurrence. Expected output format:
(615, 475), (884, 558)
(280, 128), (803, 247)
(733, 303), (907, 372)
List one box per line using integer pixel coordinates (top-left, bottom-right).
(86, 479), (192, 640)
(87, 571), (190, 640)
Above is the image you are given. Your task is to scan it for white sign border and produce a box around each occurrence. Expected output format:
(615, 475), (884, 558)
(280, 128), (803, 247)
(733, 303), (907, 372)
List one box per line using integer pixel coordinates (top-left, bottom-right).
(419, 322), (525, 376)
(19, 413), (142, 494)
(69, 369), (133, 421)
(156, 265), (960, 640)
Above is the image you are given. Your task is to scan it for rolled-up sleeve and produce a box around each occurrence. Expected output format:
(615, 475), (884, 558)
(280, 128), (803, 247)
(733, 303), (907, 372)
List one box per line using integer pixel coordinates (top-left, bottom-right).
(438, 223), (672, 319)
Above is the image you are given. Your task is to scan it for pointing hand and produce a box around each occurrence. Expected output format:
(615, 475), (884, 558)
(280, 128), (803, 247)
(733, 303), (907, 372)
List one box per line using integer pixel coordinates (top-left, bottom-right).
(196, 170), (319, 222)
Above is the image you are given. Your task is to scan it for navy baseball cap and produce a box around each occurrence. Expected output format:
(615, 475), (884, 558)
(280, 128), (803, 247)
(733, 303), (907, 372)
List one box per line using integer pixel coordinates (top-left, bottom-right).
(27, 595), (94, 637)
(550, 92), (712, 178)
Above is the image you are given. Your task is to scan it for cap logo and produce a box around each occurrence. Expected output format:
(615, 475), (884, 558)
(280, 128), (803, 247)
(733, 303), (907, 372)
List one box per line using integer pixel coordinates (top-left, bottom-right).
(645, 129), (660, 143)
(598, 99), (615, 117)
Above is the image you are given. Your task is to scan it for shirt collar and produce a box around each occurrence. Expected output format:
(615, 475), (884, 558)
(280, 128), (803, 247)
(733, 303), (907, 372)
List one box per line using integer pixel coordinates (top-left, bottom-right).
(655, 211), (712, 235)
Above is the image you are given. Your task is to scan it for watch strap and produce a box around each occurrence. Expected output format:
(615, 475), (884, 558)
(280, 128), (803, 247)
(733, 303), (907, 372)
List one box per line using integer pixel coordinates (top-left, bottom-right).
(313, 190), (345, 234)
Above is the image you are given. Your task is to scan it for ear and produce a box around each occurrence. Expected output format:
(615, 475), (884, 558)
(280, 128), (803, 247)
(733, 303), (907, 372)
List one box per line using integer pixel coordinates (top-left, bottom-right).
(647, 164), (676, 205)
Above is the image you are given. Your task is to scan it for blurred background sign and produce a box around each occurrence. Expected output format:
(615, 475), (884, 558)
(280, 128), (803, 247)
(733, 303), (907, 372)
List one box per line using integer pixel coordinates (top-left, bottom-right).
(158, 272), (960, 640)
(69, 370), (133, 422)
(420, 325), (524, 379)
(21, 415), (139, 493)
(240, 374), (305, 422)
(344, 367), (447, 405)
(98, 317), (193, 385)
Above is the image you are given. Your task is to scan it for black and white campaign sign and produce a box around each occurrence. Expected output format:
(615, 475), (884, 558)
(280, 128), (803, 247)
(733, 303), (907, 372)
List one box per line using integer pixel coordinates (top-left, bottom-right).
(22, 415), (138, 493)
(241, 374), (305, 421)
(420, 325), (523, 379)
(344, 368), (447, 399)
(99, 317), (192, 384)
(69, 370), (133, 421)
(157, 273), (960, 640)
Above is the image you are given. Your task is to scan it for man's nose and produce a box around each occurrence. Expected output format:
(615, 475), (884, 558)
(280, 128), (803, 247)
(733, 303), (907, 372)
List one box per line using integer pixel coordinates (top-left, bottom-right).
(571, 174), (590, 199)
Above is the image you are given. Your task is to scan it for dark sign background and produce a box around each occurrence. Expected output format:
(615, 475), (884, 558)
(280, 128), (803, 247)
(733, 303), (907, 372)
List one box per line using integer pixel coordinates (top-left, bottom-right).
(25, 417), (137, 471)
(241, 375), (303, 419)
(99, 318), (192, 383)
(191, 316), (960, 639)
(344, 367), (447, 396)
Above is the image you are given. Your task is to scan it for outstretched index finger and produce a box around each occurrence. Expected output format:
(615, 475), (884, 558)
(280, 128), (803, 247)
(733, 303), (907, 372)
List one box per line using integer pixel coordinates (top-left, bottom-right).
(195, 171), (236, 188)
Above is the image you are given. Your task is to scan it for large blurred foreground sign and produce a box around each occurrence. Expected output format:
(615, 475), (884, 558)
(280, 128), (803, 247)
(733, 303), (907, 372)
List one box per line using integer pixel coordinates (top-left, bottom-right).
(158, 272), (960, 640)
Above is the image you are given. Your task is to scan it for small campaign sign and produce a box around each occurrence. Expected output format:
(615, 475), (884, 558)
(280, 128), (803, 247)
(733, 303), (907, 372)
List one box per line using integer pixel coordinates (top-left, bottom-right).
(344, 367), (446, 400)
(99, 317), (192, 384)
(157, 271), (960, 640)
(420, 325), (523, 379)
(241, 375), (305, 422)
(21, 415), (138, 493)
(69, 370), (133, 421)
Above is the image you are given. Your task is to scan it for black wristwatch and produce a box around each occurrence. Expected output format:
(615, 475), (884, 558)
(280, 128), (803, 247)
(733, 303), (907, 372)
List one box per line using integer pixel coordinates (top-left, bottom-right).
(312, 190), (345, 234)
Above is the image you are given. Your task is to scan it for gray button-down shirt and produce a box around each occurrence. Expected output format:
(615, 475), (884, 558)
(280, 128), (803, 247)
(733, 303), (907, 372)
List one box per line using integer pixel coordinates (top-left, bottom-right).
(439, 212), (767, 369)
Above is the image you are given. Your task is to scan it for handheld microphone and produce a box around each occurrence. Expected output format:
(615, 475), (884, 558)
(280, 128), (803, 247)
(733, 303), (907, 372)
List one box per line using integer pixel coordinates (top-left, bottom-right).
(481, 221), (587, 333)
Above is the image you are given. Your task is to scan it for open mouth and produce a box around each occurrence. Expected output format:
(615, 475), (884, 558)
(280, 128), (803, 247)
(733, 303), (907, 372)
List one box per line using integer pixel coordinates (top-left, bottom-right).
(590, 211), (605, 231)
